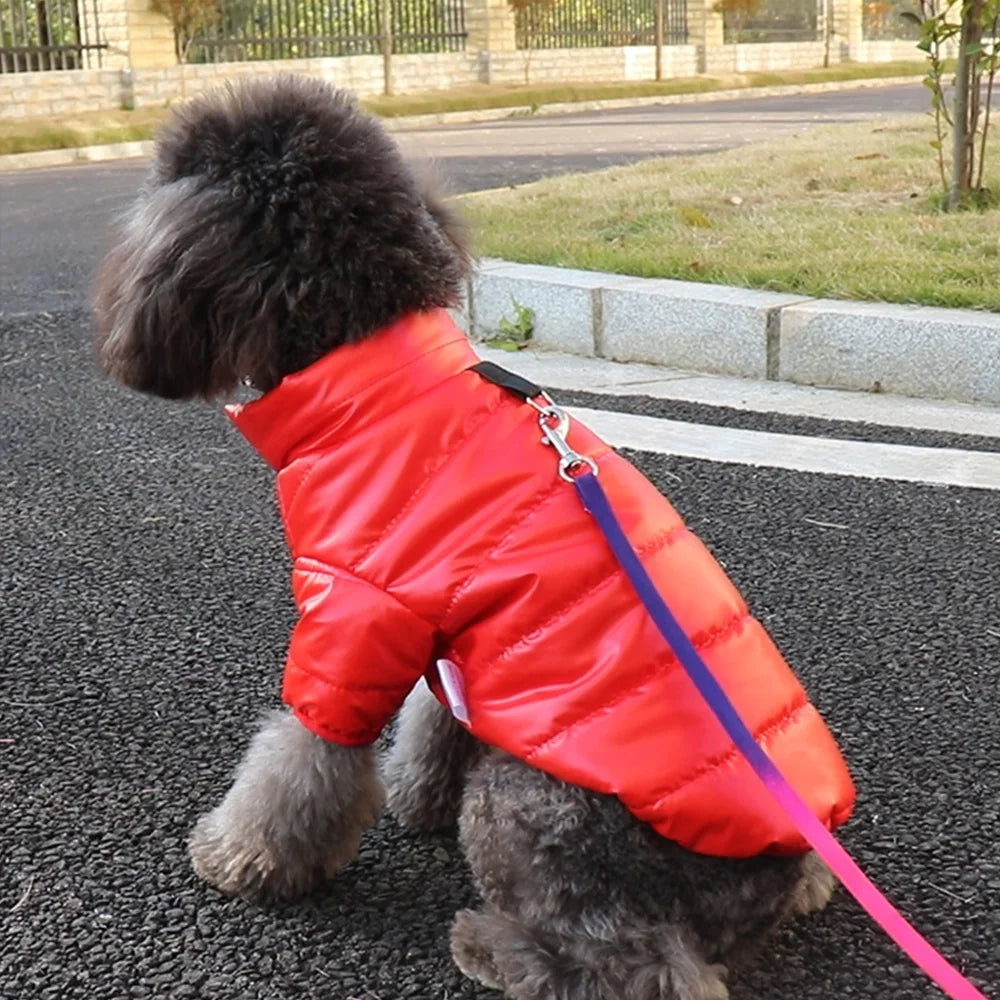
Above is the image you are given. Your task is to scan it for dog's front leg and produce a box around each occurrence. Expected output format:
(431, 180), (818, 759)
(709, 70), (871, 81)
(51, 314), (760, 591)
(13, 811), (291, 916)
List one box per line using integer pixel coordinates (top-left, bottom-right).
(188, 709), (384, 901)
(384, 681), (481, 831)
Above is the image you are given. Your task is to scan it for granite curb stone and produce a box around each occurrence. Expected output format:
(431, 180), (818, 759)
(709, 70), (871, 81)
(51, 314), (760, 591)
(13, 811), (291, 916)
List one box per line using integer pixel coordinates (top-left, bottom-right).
(778, 299), (1000, 403)
(469, 262), (812, 379)
(0, 139), (155, 171)
(466, 260), (1000, 406)
(600, 278), (810, 378)
(471, 262), (632, 355)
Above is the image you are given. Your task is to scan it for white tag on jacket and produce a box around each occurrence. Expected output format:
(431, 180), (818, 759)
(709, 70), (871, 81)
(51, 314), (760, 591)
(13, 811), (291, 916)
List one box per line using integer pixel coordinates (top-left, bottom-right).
(436, 658), (470, 725)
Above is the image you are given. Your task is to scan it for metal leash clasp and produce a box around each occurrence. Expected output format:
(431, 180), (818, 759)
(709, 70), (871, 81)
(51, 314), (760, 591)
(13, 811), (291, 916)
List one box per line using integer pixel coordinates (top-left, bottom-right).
(527, 393), (599, 482)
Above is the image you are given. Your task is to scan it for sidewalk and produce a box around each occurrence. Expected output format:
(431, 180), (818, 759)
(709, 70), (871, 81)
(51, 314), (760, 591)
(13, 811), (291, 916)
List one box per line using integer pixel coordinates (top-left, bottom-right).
(465, 260), (1000, 408)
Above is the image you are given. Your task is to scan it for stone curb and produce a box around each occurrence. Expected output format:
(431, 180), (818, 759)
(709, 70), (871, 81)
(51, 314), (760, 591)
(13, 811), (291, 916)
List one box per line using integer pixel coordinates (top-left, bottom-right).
(465, 260), (1000, 407)
(0, 139), (154, 172)
(0, 74), (923, 174)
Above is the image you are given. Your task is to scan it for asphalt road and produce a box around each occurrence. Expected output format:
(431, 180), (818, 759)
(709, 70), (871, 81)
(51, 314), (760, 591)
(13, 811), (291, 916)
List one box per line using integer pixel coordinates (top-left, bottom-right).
(2, 308), (998, 1000)
(2, 81), (997, 1000)
(0, 83), (931, 316)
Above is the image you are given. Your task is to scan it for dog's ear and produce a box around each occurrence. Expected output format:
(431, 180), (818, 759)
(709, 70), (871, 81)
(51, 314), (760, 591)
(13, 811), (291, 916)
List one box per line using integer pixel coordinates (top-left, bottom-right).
(93, 177), (283, 400)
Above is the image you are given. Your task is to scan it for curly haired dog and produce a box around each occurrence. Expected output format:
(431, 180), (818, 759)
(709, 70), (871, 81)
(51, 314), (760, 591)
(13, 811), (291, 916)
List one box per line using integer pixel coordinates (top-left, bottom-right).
(93, 75), (851, 1000)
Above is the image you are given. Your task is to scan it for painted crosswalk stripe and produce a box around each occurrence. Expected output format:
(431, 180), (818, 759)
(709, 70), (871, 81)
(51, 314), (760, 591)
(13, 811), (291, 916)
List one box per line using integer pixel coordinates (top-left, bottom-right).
(479, 346), (1000, 440)
(571, 406), (1000, 491)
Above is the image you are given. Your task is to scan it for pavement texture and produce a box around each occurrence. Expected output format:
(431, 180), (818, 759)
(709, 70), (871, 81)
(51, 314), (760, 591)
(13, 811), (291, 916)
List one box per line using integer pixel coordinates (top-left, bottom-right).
(2, 309), (998, 1000)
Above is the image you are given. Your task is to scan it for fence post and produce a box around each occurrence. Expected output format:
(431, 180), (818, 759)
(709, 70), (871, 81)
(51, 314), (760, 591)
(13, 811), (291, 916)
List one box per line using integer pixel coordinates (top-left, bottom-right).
(829, 0), (863, 61)
(466, 0), (517, 82)
(380, 0), (394, 96)
(468, 0), (517, 50)
(92, 0), (176, 70)
(686, 0), (725, 74)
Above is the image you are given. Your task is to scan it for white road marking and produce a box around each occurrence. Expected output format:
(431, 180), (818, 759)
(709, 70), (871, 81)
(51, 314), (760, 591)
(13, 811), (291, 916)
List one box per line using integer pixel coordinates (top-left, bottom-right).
(479, 347), (1000, 439)
(570, 406), (1000, 491)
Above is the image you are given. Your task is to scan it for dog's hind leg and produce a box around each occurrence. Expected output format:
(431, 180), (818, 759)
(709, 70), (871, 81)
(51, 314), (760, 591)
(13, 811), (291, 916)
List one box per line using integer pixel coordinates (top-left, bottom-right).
(383, 681), (481, 831)
(451, 907), (729, 1000)
(188, 710), (383, 901)
(455, 751), (730, 999)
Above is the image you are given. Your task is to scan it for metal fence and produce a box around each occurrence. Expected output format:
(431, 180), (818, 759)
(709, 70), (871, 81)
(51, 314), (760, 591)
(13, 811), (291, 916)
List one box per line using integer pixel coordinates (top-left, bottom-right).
(862, 0), (921, 40)
(186, 0), (466, 63)
(515, 0), (688, 49)
(721, 0), (820, 42)
(1, 0), (106, 71)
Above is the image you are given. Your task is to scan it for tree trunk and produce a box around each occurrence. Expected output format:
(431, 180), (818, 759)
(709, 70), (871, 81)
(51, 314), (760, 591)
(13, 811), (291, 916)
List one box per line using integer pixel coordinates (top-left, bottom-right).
(654, 0), (664, 81)
(823, 0), (833, 69)
(949, 0), (985, 208)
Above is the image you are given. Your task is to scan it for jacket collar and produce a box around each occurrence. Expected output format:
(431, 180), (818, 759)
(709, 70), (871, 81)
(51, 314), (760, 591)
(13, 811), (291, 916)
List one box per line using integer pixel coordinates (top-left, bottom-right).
(227, 309), (479, 469)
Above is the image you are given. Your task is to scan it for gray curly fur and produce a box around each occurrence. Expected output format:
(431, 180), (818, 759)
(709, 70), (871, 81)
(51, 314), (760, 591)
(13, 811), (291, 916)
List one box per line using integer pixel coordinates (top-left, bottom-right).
(383, 694), (836, 999)
(446, 749), (834, 999)
(383, 682), (483, 831)
(188, 710), (383, 901)
(93, 74), (838, 994)
(93, 73), (471, 399)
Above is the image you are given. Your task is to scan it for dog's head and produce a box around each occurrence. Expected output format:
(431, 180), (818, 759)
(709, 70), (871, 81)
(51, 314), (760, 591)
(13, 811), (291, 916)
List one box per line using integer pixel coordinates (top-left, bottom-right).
(93, 75), (472, 399)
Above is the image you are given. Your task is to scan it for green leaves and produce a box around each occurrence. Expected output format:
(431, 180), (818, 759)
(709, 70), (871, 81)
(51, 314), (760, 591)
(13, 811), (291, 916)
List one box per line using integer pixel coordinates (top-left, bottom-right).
(484, 297), (535, 350)
(676, 205), (713, 228)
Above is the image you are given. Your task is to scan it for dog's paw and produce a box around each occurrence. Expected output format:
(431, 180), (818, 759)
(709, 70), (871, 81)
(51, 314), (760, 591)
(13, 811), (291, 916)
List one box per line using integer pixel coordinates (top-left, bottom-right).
(450, 909), (505, 991)
(789, 853), (837, 918)
(694, 965), (730, 1000)
(188, 809), (324, 902)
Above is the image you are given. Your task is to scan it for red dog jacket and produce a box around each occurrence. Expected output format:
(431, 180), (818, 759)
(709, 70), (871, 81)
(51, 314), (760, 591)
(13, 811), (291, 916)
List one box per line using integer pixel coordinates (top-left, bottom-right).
(228, 309), (856, 858)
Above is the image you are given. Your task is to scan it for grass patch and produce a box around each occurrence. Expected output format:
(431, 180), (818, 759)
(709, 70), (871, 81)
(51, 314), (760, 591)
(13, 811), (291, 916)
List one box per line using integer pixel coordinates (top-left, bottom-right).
(0, 61), (931, 157)
(362, 61), (932, 117)
(364, 77), (725, 118)
(461, 114), (1000, 313)
(0, 108), (169, 155)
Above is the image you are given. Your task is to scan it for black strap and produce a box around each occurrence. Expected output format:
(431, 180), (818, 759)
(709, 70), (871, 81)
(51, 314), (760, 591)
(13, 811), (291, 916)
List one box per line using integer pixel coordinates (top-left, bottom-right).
(470, 361), (544, 402)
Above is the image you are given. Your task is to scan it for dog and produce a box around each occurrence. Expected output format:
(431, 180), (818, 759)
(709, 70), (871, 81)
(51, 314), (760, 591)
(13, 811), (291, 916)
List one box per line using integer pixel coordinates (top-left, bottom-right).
(93, 74), (854, 1000)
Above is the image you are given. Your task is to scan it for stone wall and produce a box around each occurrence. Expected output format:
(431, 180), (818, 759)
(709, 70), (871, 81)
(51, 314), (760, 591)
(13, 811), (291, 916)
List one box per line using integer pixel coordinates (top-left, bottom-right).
(0, 53), (482, 119)
(855, 39), (943, 62)
(1, 69), (124, 118)
(703, 42), (829, 74)
(481, 46), (699, 85)
(127, 51), (480, 107)
(90, 0), (176, 70)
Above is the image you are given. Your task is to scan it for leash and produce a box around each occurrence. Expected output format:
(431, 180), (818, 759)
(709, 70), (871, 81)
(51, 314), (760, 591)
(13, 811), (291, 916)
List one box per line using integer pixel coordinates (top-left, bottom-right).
(469, 361), (991, 1000)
